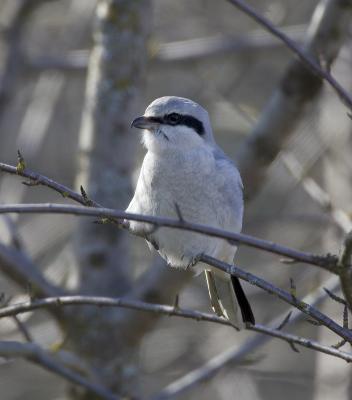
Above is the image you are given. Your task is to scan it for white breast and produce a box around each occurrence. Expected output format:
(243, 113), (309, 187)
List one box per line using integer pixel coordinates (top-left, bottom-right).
(126, 147), (242, 269)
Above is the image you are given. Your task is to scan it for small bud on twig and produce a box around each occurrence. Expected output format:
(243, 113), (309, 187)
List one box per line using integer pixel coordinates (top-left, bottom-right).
(16, 150), (26, 174)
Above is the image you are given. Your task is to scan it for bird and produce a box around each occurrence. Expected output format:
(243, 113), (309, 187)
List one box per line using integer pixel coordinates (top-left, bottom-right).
(125, 96), (255, 327)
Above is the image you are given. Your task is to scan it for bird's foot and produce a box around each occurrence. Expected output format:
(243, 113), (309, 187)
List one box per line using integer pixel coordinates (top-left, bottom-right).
(188, 253), (204, 268)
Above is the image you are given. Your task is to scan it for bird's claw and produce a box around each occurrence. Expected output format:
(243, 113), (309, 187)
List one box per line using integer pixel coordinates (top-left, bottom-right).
(188, 253), (204, 268)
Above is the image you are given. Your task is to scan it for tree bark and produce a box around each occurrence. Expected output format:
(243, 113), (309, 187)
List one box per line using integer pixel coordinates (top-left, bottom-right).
(69, 1), (151, 398)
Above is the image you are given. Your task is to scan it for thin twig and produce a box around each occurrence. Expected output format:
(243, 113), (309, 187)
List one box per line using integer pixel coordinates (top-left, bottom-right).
(0, 296), (234, 329)
(236, 0), (352, 199)
(12, 315), (33, 342)
(324, 287), (347, 305)
(249, 323), (351, 361)
(0, 295), (351, 364)
(150, 324), (352, 400)
(0, 162), (103, 207)
(276, 311), (292, 331)
(282, 152), (352, 234)
(149, 276), (342, 400)
(225, 0), (352, 110)
(200, 254), (352, 343)
(0, 242), (65, 300)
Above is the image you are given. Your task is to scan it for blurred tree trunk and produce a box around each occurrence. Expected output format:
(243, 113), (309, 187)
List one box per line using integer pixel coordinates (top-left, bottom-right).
(67, 1), (151, 398)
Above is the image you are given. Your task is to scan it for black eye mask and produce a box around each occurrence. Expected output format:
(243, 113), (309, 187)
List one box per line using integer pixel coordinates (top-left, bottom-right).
(144, 113), (205, 136)
(165, 113), (205, 136)
(149, 113), (205, 136)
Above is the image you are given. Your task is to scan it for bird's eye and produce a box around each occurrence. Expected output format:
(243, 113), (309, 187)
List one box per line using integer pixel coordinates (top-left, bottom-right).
(166, 113), (181, 125)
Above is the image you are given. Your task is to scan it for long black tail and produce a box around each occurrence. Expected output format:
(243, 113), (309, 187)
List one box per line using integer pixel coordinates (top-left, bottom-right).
(231, 276), (255, 324)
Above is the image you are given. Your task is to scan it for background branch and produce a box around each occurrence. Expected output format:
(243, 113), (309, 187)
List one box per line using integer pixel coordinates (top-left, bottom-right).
(150, 275), (342, 400)
(0, 242), (64, 300)
(236, 0), (352, 198)
(0, 340), (119, 400)
(25, 24), (307, 68)
(226, 0), (352, 111)
(282, 152), (352, 234)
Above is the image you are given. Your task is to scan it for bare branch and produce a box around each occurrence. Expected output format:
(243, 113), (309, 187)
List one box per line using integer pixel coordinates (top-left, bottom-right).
(150, 323), (352, 400)
(149, 276), (342, 399)
(0, 201), (339, 273)
(0, 295), (233, 329)
(282, 152), (352, 234)
(276, 311), (292, 331)
(115, 258), (192, 347)
(226, 0), (352, 110)
(25, 25), (307, 69)
(200, 254), (352, 343)
(324, 287), (347, 305)
(0, 161), (103, 207)
(154, 24), (306, 61)
(249, 323), (351, 361)
(237, 0), (352, 198)
(0, 340), (119, 400)
(12, 315), (34, 342)
(0, 0), (37, 116)
(0, 242), (64, 300)
(0, 294), (351, 365)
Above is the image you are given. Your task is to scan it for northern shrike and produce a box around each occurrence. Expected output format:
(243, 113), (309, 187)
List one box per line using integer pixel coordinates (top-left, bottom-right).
(126, 96), (254, 326)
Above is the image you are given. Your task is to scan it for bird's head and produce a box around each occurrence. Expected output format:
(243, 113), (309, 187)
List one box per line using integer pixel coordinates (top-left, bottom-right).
(131, 96), (215, 153)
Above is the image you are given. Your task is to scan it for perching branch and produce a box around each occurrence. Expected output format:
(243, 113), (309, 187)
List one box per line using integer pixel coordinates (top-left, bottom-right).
(0, 160), (340, 273)
(0, 158), (341, 273)
(0, 201), (339, 273)
(0, 201), (349, 340)
(226, 0), (352, 110)
(0, 340), (120, 400)
(0, 295), (351, 364)
(199, 255), (352, 343)
(3, 160), (351, 340)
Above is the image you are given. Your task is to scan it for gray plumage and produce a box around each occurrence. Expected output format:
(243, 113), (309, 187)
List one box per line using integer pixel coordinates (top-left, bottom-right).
(126, 96), (254, 327)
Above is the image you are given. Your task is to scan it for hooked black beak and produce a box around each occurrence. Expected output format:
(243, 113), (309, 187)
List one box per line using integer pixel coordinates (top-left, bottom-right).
(131, 116), (159, 130)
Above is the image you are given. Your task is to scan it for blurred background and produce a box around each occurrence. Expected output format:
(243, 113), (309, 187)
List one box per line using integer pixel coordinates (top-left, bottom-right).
(0, 0), (352, 399)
